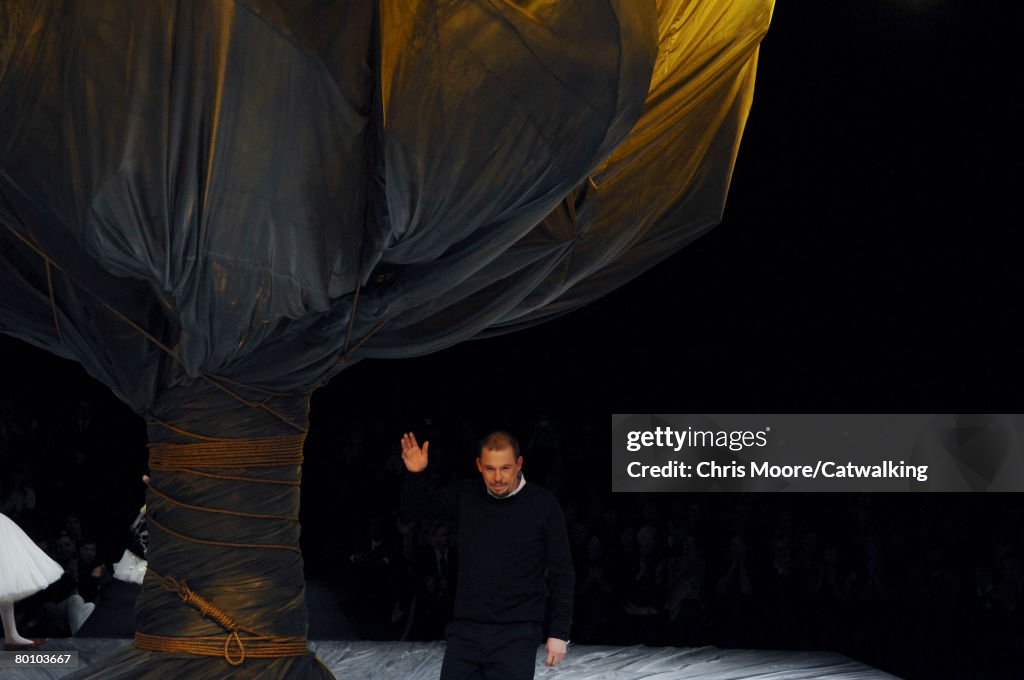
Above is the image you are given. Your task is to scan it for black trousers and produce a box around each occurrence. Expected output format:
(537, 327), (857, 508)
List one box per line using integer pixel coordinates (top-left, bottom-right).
(440, 620), (543, 680)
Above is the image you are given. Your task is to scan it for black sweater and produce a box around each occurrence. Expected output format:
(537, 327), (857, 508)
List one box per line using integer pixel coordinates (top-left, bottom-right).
(401, 472), (574, 640)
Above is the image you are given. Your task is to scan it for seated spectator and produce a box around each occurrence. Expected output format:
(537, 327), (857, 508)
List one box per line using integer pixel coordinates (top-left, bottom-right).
(574, 535), (620, 644)
(408, 522), (457, 640)
(76, 538), (112, 603)
(664, 534), (707, 645)
(622, 524), (667, 644)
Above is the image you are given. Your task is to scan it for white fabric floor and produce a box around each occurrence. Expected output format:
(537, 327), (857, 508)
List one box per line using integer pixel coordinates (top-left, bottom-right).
(4, 639), (898, 679)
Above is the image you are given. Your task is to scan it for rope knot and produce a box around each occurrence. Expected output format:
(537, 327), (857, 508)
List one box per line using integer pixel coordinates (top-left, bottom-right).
(138, 567), (280, 665)
(174, 579), (239, 632)
(224, 630), (246, 666)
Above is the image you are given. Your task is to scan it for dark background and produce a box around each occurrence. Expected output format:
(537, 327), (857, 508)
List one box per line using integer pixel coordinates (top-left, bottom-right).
(1, 1), (1021, 678)
(317, 0), (1023, 415)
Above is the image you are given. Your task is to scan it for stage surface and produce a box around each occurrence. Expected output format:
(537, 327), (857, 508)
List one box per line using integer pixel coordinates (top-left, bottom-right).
(6, 639), (897, 679)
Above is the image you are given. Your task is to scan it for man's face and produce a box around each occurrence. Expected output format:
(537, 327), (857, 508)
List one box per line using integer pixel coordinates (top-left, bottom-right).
(476, 446), (523, 498)
(57, 536), (76, 561)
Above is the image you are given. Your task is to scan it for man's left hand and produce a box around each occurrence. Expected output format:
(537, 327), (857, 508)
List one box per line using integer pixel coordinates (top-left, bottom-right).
(545, 637), (568, 667)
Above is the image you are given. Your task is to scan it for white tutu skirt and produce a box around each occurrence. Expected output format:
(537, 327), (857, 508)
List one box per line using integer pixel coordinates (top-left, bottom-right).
(0, 512), (63, 602)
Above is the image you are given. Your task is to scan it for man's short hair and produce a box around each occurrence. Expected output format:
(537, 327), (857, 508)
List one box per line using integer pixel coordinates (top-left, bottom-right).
(478, 430), (520, 458)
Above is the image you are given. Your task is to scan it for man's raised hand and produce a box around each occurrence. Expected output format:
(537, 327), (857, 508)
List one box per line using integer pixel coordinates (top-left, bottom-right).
(401, 432), (429, 473)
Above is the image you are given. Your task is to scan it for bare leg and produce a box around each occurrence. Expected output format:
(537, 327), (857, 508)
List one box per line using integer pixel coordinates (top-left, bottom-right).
(0, 600), (35, 645)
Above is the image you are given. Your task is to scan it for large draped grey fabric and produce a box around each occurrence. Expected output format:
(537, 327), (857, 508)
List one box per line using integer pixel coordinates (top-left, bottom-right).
(0, 1), (772, 677)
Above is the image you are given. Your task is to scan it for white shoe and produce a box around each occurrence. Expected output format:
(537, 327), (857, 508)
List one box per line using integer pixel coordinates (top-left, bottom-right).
(67, 594), (96, 635)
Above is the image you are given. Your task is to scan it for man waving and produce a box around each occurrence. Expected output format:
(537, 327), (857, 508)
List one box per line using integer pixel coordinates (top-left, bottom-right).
(401, 430), (574, 679)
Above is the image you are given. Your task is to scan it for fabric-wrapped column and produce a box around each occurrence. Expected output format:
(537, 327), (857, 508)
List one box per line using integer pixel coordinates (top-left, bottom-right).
(136, 435), (308, 663)
(65, 383), (332, 679)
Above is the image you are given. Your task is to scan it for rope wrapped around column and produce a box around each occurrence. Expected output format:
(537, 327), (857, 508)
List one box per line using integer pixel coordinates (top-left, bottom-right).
(134, 435), (309, 665)
(136, 569), (308, 665)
